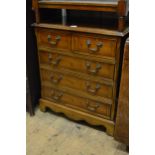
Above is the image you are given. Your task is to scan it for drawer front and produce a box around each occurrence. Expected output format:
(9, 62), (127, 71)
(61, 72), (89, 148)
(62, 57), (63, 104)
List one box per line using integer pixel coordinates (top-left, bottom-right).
(41, 69), (113, 98)
(39, 51), (115, 79)
(36, 28), (71, 51)
(42, 87), (111, 118)
(72, 34), (117, 58)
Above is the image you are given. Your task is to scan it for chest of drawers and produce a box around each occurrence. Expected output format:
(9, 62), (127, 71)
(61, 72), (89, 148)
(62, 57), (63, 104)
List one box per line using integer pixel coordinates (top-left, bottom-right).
(32, 0), (129, 136)
(34, 25), (128, 136)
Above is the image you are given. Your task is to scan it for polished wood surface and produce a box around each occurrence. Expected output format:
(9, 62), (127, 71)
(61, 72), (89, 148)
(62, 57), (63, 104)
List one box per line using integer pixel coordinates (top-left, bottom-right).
(39, 50), (115, 79)
(34, 26), (128, 136)
(32, 0), (129, 136)
(39, 98), (115, 136)
(42, 86), (111, 119)
(72, 33), (117, 58)
(114, 38), (129, 144)
(36, 28), (72, 50)
(42, 80), (113, 105)
(40, 62), (114, 85)
(38, 0), (118, 12)
(40, 69), (113, 98)
(32, 0), (40, 23)
(33, 23), (129, 36)
(39, 0), (118, 5)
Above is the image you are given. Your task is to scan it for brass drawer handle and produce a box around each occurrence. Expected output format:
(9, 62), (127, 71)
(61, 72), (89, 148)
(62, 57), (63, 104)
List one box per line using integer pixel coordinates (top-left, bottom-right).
(85, 61), (101, 75)
(86, 82), (100, 95)
(86, 100), (100, 112)
(86, 40), (103, 53)
(47, 35), (61, 46)
(50, 75), (63, 84)
(48, 53), (62, 66)
(51, 90), (63, 101)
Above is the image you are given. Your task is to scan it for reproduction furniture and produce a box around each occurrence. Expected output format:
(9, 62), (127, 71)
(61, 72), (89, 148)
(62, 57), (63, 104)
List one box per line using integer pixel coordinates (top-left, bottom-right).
(114, 38), (129, 144)
(32, 0), (129, 136)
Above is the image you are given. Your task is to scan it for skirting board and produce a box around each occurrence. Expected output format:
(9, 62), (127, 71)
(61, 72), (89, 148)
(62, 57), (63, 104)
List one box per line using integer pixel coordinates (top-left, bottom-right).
(39, 98), (115, 136)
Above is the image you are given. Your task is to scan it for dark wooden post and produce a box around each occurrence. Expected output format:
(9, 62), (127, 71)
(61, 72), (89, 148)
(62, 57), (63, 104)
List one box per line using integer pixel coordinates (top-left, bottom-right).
(117, 0), (126, 31)
(27, 0), (41, 116)
(32, 0), (40, 23)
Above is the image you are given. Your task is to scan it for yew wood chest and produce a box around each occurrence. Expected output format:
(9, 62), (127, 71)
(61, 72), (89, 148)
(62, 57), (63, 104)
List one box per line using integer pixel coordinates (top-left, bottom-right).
(32, 0), (129, 136)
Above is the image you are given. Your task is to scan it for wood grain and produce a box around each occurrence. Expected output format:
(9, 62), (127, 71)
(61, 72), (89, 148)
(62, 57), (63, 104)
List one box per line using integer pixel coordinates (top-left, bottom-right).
(36, 28), (72, 51)
(72, 33), (117, 58)
(41, 86), (111, 119)
(42, 81), (113, 105)
(114, 38), (129, 145)
(39, 50), (115, 79)
(38, 0), (118, 12)
(40, 69), (113, 98)
(32, 0), (40, 23)
(38, 46), (116, 65)
(39, 98), (115, 136)
(33, 8), (129, 136)
(33, 23), (129, 36)
(40, 64), (114, 86)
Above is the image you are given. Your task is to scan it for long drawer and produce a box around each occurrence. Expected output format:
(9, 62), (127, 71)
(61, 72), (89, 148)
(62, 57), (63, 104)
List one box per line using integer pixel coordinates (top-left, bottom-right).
(72, 33), (117, 58)
(39, 50), (115, 79)
(42, 86), (111, 119)
(40, 69), (113, 98)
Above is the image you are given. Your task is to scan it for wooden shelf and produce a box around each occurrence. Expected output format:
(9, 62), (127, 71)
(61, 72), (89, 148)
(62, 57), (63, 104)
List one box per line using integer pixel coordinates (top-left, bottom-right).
(39, 0), (118, 6)
(33, 23), (129, 36)
(38, 0), (118, 12)
(32, 0), (129, 31)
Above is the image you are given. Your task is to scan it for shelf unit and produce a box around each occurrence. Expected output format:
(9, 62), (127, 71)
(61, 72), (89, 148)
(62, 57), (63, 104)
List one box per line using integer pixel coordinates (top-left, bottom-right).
(32, 0), (128, 31)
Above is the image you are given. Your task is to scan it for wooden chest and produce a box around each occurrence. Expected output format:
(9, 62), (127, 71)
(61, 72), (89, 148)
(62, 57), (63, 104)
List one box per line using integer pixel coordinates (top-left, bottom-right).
(34, 24), (128, 136)
(32, 0), (128, 138)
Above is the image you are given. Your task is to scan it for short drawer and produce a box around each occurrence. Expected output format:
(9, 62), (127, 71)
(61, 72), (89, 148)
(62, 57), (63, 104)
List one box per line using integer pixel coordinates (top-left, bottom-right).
(39, 51), (115, 79)
(36, 28), (71, 51)
(42, 87), (111, 118)
(41, 69), (113, 98)
(72, 33), (117, 58)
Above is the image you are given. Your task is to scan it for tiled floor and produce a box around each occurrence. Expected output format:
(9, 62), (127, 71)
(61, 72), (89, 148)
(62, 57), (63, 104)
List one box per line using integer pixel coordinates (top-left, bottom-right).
(26, 108), (129, 155)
